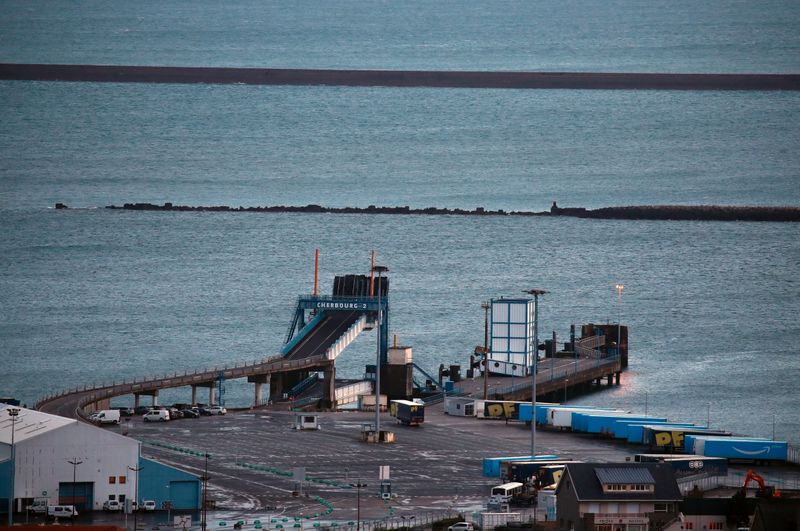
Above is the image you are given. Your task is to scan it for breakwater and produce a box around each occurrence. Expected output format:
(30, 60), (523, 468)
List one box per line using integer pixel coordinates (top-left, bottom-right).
(4, 63), (800, 90)
(95, 202), (800, 222)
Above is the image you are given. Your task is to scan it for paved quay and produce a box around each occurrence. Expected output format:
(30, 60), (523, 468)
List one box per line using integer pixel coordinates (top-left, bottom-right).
(124, 403), (642, 524)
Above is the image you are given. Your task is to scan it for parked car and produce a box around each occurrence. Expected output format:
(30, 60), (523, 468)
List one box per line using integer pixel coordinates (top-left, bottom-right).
(113, 406), (135, 416)
(47, 505), (78, 518)
(142, 500), (156, 511)
(134, 405), (150, 415)
(143, 409), (170, 422)
(26, 499), (48, 513)
(90, 409), (121, 425)
(206, 405), (227, 415)
(447, 523), (474, 531)
(180, 408), (200, 419)
(168, 407), (183, 419)
(103, 500), (122, 511)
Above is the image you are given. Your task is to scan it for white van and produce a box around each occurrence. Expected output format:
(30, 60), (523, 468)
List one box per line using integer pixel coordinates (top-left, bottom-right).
(143, 409), (170, 422)
(26, 498), (48, 513)
(47, 505), (78, 518)
(90, 409), (121, 425)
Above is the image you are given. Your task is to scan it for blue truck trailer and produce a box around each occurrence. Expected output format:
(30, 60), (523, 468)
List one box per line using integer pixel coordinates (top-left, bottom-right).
(686, 435), (788, 463)
(578, 414), (667, 436)
(645, 426), (731, 453)
(503, 459), (579, 483)
(482, 454), (559, 477)
(389, 400), (424, 426)
(634, 454), (728, 479)
(625, 423), (698, 444)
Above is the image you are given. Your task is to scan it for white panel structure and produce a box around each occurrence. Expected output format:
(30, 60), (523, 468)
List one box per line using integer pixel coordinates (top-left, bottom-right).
(489, 298), (535, 376)
(1, 405), (139, 511)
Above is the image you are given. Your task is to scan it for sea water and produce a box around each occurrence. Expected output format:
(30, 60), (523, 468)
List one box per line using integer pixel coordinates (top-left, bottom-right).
(1, 0), (799, 443)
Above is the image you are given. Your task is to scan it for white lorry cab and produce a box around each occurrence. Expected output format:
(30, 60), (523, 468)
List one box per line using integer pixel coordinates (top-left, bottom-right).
(489, 481), (524, 505)
(90, 409), (121, 425)
(47, 505), (78, 518)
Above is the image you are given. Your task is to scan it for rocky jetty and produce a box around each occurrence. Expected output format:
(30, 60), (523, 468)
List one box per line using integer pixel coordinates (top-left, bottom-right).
(100, 202), (800, 222)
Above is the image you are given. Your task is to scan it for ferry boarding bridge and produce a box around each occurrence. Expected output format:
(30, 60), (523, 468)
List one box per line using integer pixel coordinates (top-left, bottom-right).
(36, 274), (625, 418)
(36, 274), (406, 417)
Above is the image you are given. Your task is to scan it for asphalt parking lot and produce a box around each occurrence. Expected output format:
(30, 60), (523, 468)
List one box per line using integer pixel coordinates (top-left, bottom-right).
(118, 403), (643, 526)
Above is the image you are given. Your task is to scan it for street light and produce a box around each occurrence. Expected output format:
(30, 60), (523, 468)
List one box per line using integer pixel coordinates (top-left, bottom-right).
(563, 378), (569, 403)
(615, 284), (624, 357)
(201, 453), (210, 531)
(481, 301), (491, 400)
(7, 407), (20, 526)
(372, 264), (388, 438)
(164, 484), (172, 526)
(67, 457), (84, 513)
(350, 480), (367, 531)
(523, 289), (547, 460)
(128, 464), (142, 531)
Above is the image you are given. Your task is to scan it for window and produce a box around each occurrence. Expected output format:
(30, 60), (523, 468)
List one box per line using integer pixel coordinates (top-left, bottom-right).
(119, 476), (126, 484)
(109, 476), (116, 484)
(654, 503), (668, 512)
(108, 495), (116, 501)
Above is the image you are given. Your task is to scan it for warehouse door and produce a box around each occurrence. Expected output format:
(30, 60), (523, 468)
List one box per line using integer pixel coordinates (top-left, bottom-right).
(58, 481), (93, 511)
(168, 481), (199, 509)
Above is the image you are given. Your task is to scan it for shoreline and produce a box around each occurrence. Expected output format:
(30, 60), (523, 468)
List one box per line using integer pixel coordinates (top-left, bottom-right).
(93, 202), (800, 222)
(3, 63), (800, 90)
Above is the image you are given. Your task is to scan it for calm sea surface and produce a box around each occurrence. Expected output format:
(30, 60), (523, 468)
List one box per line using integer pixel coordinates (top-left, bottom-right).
(1, 0), (799, 444)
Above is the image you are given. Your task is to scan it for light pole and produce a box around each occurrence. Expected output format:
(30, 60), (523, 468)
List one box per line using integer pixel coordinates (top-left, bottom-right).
(481, 301), (490, 400)
(523, 289), (548, 460)
(350, 480), (367, 531)
(67, 457), (84, 513)
(372, 265), (388, 438)
(7, 407), (20, 526)
(615, 284), (624, 357)
(128, 464), (142, 531)
(645, 391), (648, 416)
(201, 453), (210, 531)
(563, 378), (569, 403)
(165, 484), (172, 526)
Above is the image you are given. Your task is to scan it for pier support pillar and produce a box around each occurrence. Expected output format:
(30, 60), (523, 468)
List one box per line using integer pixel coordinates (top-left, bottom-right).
(134, 394), (141, 408)
(320, 363), (336, 410)
(254, 382), (263, 406)
(191, 385), (198, 405)
(248, 374), (271, 407)
(209, 386), (214, 405)
(152, 390), (159, 406)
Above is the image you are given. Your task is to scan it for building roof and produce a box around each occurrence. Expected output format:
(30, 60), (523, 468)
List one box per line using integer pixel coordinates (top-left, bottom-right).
(0, 404), (75, 446)
(558, 462), (682, 502)
(595, 467), (655, 485)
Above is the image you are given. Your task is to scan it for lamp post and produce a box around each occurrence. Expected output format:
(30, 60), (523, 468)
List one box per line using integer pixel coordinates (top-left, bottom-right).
(201, 453), (210, 531)
(67, 457), (84, 514)
(481, 301), (490, 400)
(372, 265), (388, 437)
(7, 407), (20, 526)
(563, 378), (569, 403)
(523, 289), (547, 460)
(615, 284), (624, 357)
(165, 484), (172, 527)
(401, 515), (415, 529)
(350, 480), (367, 531)
(128, 464), (142, 531)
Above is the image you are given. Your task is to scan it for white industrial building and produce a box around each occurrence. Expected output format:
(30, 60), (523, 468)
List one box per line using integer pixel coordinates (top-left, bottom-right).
(1, 404), (140, 513)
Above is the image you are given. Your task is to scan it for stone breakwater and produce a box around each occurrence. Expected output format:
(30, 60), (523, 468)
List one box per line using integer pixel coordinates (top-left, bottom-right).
(93, 202), (800, 222)
(4, 63), (800, 90)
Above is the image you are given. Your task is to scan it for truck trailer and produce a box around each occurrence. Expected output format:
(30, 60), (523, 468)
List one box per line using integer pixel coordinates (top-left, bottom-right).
(389, 400), (425, 426)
